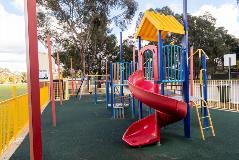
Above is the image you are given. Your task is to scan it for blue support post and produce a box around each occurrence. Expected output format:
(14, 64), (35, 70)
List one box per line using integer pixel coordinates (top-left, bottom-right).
(170, 45), (173, 80)
(167, 46), (170, 80)
(202, 55), (208, 102)
(183, 0), (191, 138)
(138, 36), (143, 119)
(158, 31), (164, 95)
(110, 63), (114, 116)
(174, 46), (176, 80)
(138, 95), (143, 119)
(132, 97), (135, 118)
(120, 32), (124, 97)
(113, 85), (116, 118)
(202, 54), (209, 127)
(120, 63), (124, 96)
(131, 61), (135, 118)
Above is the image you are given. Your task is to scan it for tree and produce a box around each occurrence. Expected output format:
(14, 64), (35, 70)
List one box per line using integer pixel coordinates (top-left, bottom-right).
(37, 0), (138, 75)
(112, 39), (135, 62)
(138, 7), (239, 77)
(21, 72), (27, 83)
(0, 68), (25, 84)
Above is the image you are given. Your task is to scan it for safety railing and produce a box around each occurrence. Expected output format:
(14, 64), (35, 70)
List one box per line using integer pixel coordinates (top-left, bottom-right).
(143, 50), (153, 80)
(193, 80), (239, 112)
(162, 45), (183, 83)
(0, 85), (49, 155)
(111, 62), (134, 85)
(68, 76), (109, 96)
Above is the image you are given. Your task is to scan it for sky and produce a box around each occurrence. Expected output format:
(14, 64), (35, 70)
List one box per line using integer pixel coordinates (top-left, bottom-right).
(0, 0), (238, 72)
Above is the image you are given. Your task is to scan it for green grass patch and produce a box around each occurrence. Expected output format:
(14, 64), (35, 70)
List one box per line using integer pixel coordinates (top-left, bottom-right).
(0, 84), (27, 101)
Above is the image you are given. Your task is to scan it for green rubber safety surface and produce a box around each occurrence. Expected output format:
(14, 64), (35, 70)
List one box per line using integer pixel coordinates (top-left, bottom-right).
(11, 95), (239, 160)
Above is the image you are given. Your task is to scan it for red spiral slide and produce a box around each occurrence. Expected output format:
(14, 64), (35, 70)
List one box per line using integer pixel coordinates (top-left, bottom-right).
(122, 71), (187, 147)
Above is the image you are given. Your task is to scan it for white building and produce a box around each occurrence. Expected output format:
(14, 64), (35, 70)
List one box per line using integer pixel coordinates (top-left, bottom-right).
(38, 52), (58, 81)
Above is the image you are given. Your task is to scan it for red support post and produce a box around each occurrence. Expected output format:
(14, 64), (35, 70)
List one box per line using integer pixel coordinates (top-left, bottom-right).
(47, 33), (56, 127)
(25, 0), (42, 159)
(57, 49), (63, 105)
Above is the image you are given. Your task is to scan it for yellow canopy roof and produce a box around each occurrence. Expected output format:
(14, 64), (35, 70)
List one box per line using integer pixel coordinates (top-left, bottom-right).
(135, 10), (185, 42)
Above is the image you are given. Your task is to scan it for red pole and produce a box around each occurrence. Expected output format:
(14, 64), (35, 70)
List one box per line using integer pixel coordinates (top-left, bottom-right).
(57, 49), (63, 105)
(25, 0), (42, 159)
(190, 46), (194, 98)
(71, 58), (74, 96)
(47, 33), (56, 127)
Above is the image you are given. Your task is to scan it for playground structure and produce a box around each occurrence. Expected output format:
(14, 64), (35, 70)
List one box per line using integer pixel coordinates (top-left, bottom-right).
(189, 48), (215, 140)
(121, 9), (215, 146)
(120, 10), (189, 147)
(6, 0), (225, 159)
(68, 54), (110, 103)
(106, 61), (135, 118)
(41, 2), (216, 147)
(88, 75), (109, 104)
(105, 32), (139, 119)
(53, 79), (69, 101)
(53, 74), (109, 104)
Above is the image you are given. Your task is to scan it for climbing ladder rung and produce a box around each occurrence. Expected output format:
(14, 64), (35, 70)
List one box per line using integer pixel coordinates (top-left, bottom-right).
(193, 99), (215, 140)
(202, 126), (212, 130)
(200, 116), (209, 119)
(196, 106), (206, 109)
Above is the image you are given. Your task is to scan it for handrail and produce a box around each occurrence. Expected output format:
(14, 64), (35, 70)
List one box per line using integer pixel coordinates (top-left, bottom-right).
(0, 85), (49, 156)
(0, 94), (28, 105)
(87, 74), (109, 77)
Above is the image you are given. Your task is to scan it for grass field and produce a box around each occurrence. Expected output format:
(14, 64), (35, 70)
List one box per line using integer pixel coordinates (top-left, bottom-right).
(0, 84), (27, 101)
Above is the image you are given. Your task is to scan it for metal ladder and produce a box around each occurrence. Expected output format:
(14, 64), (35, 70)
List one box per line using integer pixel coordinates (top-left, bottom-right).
(192, 99), (215, 140)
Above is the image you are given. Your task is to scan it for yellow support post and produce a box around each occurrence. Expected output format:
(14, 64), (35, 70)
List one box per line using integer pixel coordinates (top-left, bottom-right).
(12, 86), (17, 140)
(0, 102), (2, 154)
(3, 104), (6, 152)
(199, 70), (203, 85)
(6, 102), (10, 150)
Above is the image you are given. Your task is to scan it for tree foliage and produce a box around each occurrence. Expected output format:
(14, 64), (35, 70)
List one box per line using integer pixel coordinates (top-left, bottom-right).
(37, 0), (138, 75)
(136, 7), (239, 77)
(0, 68), (26, 84)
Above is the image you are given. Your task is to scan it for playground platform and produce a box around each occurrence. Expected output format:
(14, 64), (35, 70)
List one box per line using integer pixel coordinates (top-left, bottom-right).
(11, 95), (239, 160)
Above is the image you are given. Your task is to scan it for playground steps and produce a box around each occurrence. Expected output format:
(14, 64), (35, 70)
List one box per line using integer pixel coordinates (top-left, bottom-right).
(193, 99), (215, 140)
(112, 96), (131, 119)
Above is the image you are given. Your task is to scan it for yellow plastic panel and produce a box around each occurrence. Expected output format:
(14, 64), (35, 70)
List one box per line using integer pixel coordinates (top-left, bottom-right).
(135, 10), (185, 42)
